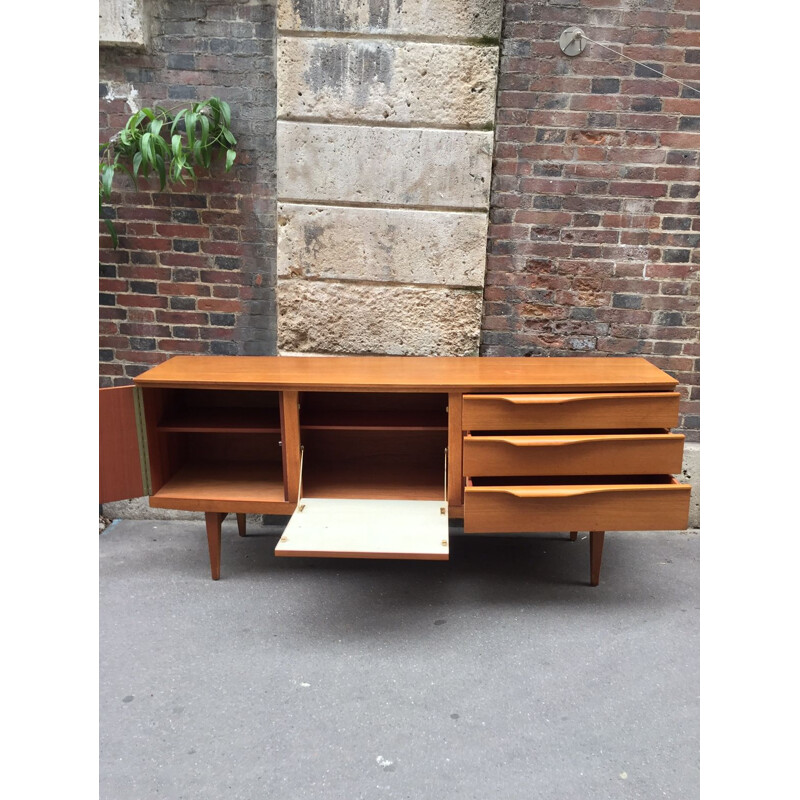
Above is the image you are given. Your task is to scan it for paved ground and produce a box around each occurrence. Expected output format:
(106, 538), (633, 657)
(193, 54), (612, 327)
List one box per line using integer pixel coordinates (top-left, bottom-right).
(100, 519), (699, 800)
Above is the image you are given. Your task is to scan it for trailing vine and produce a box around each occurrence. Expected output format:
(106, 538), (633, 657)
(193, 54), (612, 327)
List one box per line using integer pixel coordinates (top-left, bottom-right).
(99, 97), (237, 247)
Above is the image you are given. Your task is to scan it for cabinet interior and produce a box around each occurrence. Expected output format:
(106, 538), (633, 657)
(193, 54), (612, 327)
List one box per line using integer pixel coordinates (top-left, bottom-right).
(299, 392), (449, 501)
(146, 388), (285, 505)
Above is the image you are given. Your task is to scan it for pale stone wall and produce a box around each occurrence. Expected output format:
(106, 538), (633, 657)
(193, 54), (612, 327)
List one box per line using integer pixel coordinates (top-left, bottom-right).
(99, 0), (146, 47)
(276, 0), (502, 355)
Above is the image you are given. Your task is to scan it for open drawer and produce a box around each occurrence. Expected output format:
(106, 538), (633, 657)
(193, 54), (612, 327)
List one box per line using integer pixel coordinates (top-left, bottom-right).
(463, 433), (685, 476)
(464, 476), (690, 533)
(462, 392), (680, 430)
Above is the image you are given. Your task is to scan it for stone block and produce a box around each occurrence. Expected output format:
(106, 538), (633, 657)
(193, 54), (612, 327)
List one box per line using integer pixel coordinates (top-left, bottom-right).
(277, 121), (493, 209)
(277, 203), (488, 286)
(99, 0), (145, 47)
(277, 0), (503, 40)
(277, 37), (498, 127)
(277, 279), (483, 355)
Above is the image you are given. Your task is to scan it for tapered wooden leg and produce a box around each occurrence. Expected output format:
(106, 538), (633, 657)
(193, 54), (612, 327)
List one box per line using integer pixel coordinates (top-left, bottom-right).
(205, 512), (226, 580)
(569, 531), (578, 541)
(236, 513), (247, 537)
(589, 530), (605, 587)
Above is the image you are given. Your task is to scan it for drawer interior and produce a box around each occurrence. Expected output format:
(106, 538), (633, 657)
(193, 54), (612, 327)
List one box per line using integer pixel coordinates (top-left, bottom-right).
(469, 475), (679, 487)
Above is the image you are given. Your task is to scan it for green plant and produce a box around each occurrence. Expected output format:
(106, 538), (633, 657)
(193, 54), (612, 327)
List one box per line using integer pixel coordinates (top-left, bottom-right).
(99, 97), (237, 247)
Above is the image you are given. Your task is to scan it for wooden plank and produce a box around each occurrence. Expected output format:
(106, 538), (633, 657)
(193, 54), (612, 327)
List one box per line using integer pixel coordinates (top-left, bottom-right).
(134, 355), (679, 392)
(463, 433), (685, 476)
(447, 392), (464, 507)
(464, 478), (691, 533)
(281, 390), (301, 503)
(149, 461), (286, 513)
(275, 498), (449, 560)
(99, 386), (144, 504)
(462, 392), (681, 431)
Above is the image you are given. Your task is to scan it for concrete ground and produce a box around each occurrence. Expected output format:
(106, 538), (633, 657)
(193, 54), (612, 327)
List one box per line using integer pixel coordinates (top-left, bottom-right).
(100, 519), (699, 800)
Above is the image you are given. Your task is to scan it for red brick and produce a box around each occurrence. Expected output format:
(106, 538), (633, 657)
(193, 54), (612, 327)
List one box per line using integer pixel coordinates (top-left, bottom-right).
(157, 339), (210, 353)
(115, 294), (169, 309)
(123, 237), (173, 252)
(157, 282), (211, 297)
(608, 181), (667, 198)
(155, 311), (209, 325)
(155, 224), (209, 239)
(197, 298), (243, 312)
(158, 252), (210, 268)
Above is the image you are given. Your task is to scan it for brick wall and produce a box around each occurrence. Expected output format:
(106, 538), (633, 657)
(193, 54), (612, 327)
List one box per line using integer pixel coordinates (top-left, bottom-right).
(482, 0), (699, 440)
(99, 0), (699, 439)
(99, 0), (277, 385)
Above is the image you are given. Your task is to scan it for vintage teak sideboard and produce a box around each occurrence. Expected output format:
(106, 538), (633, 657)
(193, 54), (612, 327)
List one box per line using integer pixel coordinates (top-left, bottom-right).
(99, 356), (691, 585)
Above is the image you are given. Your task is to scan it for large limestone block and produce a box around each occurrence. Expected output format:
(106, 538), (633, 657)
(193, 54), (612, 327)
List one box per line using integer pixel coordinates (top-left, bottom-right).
(277, 121), (493, 209)
(277, 0), (503, 40)
(278, 37), (498, 127)
(277, 280), (483, 355)
(99, 0), (145, 47)
(277, 203), (488, 287)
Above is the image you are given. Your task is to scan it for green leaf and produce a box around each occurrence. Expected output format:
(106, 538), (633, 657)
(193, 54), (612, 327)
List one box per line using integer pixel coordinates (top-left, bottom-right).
(132, 151), (143, 177)
(140, 132), (152, 167)
(220, 101), (231, 128)
(101, 164), (115, 198)
(171, 134), (182, 158)
(103, 215), (119, 250)
(207, 97), (221, 125)
(170, 108), (187, 134)
(185, 112), (196, 148)
(222, 128), (236, 146)
(199, 114), (209, 148)
(149, 118), (163, 138)
(225, 149), (236, 171)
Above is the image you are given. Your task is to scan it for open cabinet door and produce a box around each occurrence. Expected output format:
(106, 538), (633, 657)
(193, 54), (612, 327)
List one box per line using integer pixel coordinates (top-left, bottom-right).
(100, 386), (149, 504)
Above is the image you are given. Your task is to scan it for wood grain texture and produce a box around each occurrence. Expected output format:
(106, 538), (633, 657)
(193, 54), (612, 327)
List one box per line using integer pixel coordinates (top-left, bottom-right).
(99, 386), (144, 504)
(134, 355), (678, 392)
(280, 390), (301, 503)
(462, 392), (680, 431)
(448, 392), (464, 507)
(590, 531), (605, 587)
(463, 478), (690, 533)
(149, 461), (287, 513)
(463, 433), (685, 476)
(205, 512), (226, 580)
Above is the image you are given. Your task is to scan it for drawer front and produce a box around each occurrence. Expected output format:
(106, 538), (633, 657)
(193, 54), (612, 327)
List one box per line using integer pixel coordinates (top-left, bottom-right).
(462, 392), (680, 431)
(463, 433), (685, 477)
(464, 480), (690, 533)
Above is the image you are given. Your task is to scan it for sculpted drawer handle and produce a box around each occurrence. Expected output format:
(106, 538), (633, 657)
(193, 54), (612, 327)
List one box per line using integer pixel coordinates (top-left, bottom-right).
(498, 485), (675, 499)
(501, 435), (621, 447)
(501, 395), (591, 405)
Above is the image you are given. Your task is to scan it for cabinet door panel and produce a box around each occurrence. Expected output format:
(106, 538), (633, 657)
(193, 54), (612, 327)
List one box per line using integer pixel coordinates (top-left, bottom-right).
(100, 386), (145, 504)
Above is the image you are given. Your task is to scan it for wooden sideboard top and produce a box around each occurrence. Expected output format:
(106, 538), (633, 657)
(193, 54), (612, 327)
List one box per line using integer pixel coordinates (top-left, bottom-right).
(134, 356), (678, 392)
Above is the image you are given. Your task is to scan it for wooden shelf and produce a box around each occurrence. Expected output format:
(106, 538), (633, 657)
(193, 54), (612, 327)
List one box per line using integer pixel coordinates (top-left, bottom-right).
(150, 461), (286, 511)
(158, 408), (281, 433)
(300, 409), (447, 431)
(302, 459), (446, 501)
